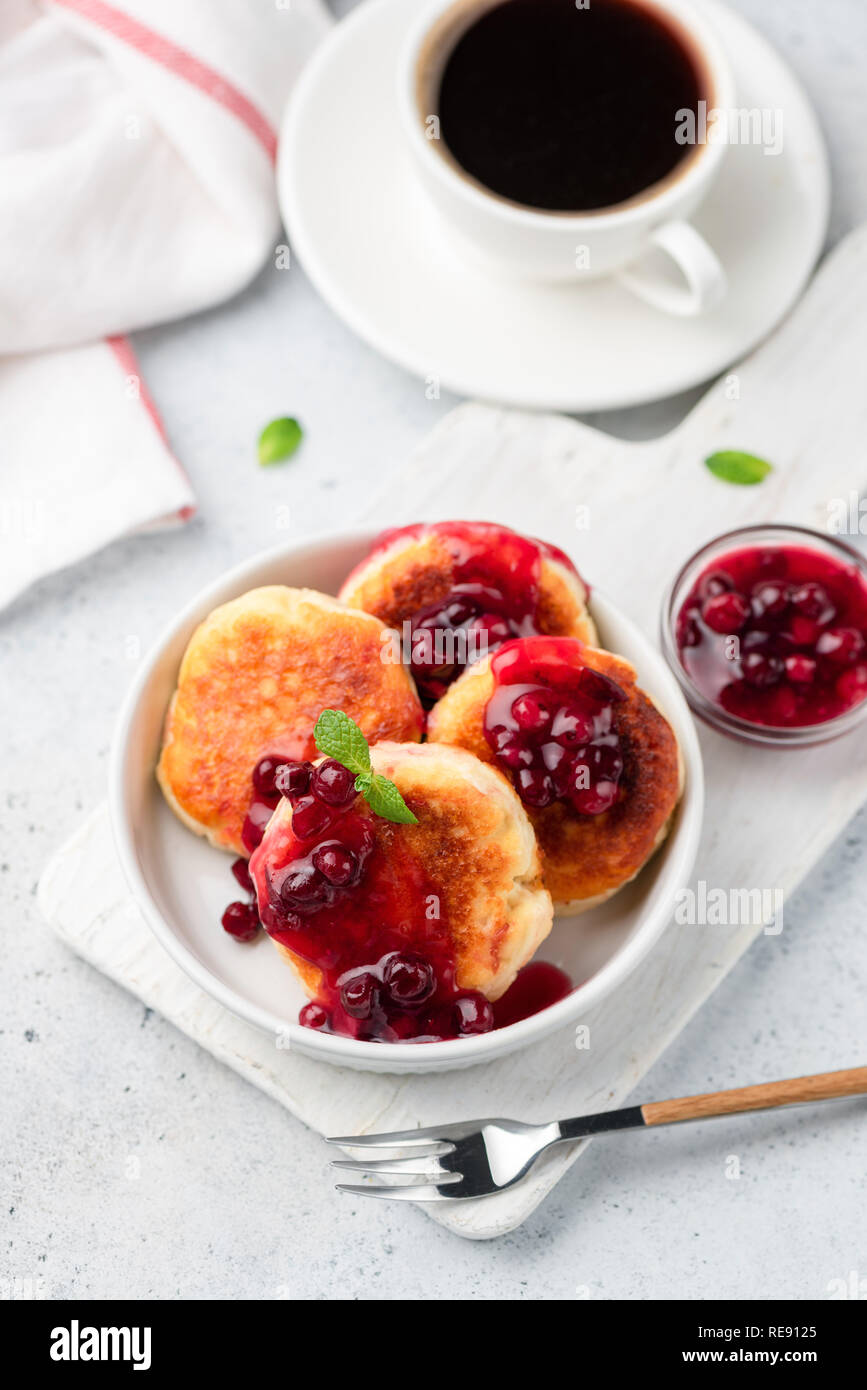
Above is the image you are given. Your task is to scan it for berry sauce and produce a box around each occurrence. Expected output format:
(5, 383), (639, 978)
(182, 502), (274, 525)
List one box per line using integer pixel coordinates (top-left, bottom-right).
(224, 749), (575, 1042)
(221, 849), (263, 943)
(675, 545), (867, 728)
(483, 637), (626, 815)
(245, 756), (498, 1042)
(361, 521), (586, 704)
(223, 758), (289, 940)
(492, 961), (573, 1028)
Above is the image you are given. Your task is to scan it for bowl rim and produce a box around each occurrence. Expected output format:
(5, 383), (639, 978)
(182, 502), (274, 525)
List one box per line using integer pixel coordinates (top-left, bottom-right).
(660, 522), (867, 747)
(109, 526), (705, 1070)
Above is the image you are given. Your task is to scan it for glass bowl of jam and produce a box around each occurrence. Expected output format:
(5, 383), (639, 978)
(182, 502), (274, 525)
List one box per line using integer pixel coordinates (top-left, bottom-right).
(662, 524), (867, 746)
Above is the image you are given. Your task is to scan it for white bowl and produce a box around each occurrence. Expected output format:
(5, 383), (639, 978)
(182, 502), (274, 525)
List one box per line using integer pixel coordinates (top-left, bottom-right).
(110, 529), (704, 1073)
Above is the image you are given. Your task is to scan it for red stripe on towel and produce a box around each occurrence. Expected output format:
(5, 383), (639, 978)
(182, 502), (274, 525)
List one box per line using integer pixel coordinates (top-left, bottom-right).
(107, 335), (196, 521)
(51, 0), (278, 162)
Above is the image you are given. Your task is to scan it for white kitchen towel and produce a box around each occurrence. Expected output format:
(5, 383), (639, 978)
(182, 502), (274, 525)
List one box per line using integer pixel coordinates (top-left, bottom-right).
(0, 0), (331, 609)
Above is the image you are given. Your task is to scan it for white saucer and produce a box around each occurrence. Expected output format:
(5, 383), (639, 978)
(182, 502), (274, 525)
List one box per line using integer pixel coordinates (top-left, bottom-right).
(279, 0), (830, 412)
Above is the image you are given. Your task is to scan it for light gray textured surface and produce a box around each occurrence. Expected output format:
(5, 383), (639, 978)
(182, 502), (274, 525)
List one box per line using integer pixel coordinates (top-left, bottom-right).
(2, 0), (866, 1300)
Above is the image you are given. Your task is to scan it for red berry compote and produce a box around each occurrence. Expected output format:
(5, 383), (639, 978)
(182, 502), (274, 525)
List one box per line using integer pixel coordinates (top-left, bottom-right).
(222, 750), (573, 1042)
(483, 637), (627, 816)
(666, 527), (867, 744)
(352, 521), (588, 704)
(241, 755), (503, 1042)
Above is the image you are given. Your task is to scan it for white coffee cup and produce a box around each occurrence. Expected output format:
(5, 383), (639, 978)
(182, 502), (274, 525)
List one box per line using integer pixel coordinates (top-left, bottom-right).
(399, 0), (735, 316)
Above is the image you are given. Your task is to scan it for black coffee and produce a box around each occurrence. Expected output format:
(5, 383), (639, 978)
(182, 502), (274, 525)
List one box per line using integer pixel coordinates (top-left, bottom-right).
(436, 0), (704, 212)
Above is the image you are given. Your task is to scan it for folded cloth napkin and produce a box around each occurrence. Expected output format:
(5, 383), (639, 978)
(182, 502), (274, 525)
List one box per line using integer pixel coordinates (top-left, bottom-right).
(0, 0), (331, 610)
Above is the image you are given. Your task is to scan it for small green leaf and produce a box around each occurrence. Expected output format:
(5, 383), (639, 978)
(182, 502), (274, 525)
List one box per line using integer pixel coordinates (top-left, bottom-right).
(364, 774), (418, 825)
(313, 709), (418, 825)
(258, 416), (303, 466)
(313, 709), (371, 777)
(704, 450), (773, 486)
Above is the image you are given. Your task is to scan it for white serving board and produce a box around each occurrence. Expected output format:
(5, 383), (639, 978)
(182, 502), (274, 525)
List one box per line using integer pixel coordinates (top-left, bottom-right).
(40, 227), (867, 1239)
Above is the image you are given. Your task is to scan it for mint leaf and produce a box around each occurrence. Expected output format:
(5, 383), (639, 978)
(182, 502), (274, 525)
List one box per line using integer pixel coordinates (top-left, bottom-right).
(313, 710), (418, 825)
(313, 709), (371, 777)
(258, 416), (303, 466)
(704, 450), (773, 486)
(364, 774), (418, 825)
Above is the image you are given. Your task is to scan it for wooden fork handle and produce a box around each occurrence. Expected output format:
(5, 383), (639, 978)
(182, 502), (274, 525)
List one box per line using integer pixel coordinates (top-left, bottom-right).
(642, 1066), (867, 1127)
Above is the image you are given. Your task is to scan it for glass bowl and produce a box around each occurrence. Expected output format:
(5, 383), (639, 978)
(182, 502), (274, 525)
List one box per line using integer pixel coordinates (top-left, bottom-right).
(660, 523), (867, 747)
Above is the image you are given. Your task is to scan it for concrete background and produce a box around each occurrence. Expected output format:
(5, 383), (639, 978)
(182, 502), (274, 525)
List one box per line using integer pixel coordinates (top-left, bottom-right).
(2, 0), (865, 1300)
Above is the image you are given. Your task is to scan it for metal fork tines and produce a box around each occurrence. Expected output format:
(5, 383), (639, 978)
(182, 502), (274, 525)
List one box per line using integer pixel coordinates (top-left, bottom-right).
(327, 1118), (567, 1202)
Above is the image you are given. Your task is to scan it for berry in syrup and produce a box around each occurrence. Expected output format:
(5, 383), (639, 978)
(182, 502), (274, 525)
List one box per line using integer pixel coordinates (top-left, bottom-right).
(492, 961), (573, 1029)
(483, 637), (626, 817)
(675, 544), (867, 728)
(365, 522), (586, 703)
(221, 900), (260, 942)
(231, 857), (254, 894)
(231, 749), (576, 1042)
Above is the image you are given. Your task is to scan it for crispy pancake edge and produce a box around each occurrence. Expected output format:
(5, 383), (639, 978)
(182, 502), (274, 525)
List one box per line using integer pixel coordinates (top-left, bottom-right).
(156, 586), (423, 855)
(426, 646), (684, 911)
(338, 530), (599, 646)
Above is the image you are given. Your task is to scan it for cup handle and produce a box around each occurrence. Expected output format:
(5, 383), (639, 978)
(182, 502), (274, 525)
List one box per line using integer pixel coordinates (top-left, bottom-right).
(615, 220), (727, 317)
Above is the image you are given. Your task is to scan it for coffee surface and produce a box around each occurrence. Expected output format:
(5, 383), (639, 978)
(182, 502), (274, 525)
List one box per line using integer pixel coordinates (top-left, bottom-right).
(437, 0), (704, 212)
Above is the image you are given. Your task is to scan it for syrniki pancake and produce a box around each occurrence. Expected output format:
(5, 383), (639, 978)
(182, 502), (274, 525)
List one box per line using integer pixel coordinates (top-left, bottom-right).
(249, 741), (554, 1041)
(157, 586), (423, 855)
(338, 520), (597, 702)
(427, 636), (684, 913)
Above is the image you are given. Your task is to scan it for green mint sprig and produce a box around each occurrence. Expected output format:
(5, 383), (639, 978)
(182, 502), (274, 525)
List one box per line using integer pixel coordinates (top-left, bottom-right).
(704, 450), (773, 486)
(258, 416), (303, 466)
(313, 710), (418, 826)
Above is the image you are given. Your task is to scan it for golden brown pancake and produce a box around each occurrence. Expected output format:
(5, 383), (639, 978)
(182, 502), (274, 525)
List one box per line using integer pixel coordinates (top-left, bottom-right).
(249, 742), (553, 1030)
(427, 639), (684, 913)
(338, 522), (597, 701)
(157, 587), (423, 855)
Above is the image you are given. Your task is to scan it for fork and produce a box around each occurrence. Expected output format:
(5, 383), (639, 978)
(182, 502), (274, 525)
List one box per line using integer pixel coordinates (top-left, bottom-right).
(328, 1065), (867, 1201)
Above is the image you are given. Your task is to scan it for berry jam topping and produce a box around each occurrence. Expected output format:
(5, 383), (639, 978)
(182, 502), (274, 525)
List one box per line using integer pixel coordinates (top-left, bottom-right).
(299, 1002), (329, 1031)
(701, 591), (750, 634)
(363, 521), (586, 704)
(313, 842), (359, 886)
(340, 970), (380, 1019)
(310, 758), (357, 806)
(383, 952), (436, 1004)
(246, 756), (467, 1042)
(226, 755), (322, 939)
(452, 992), (495, 1035)
(483, 637), (626, 816)
(241, 797), (275, 853)
(274, 760), (311, 798)
(251, 755), (282, 798)
(289, 792), (334, 842)
(492, 961), (573, 1028)
(231, 857), (254, 894)
(675, 544), (867, 728)
(221, 900), (260, 942)
(241, 754), (289, 852)
(243, 750), (573, 1043)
